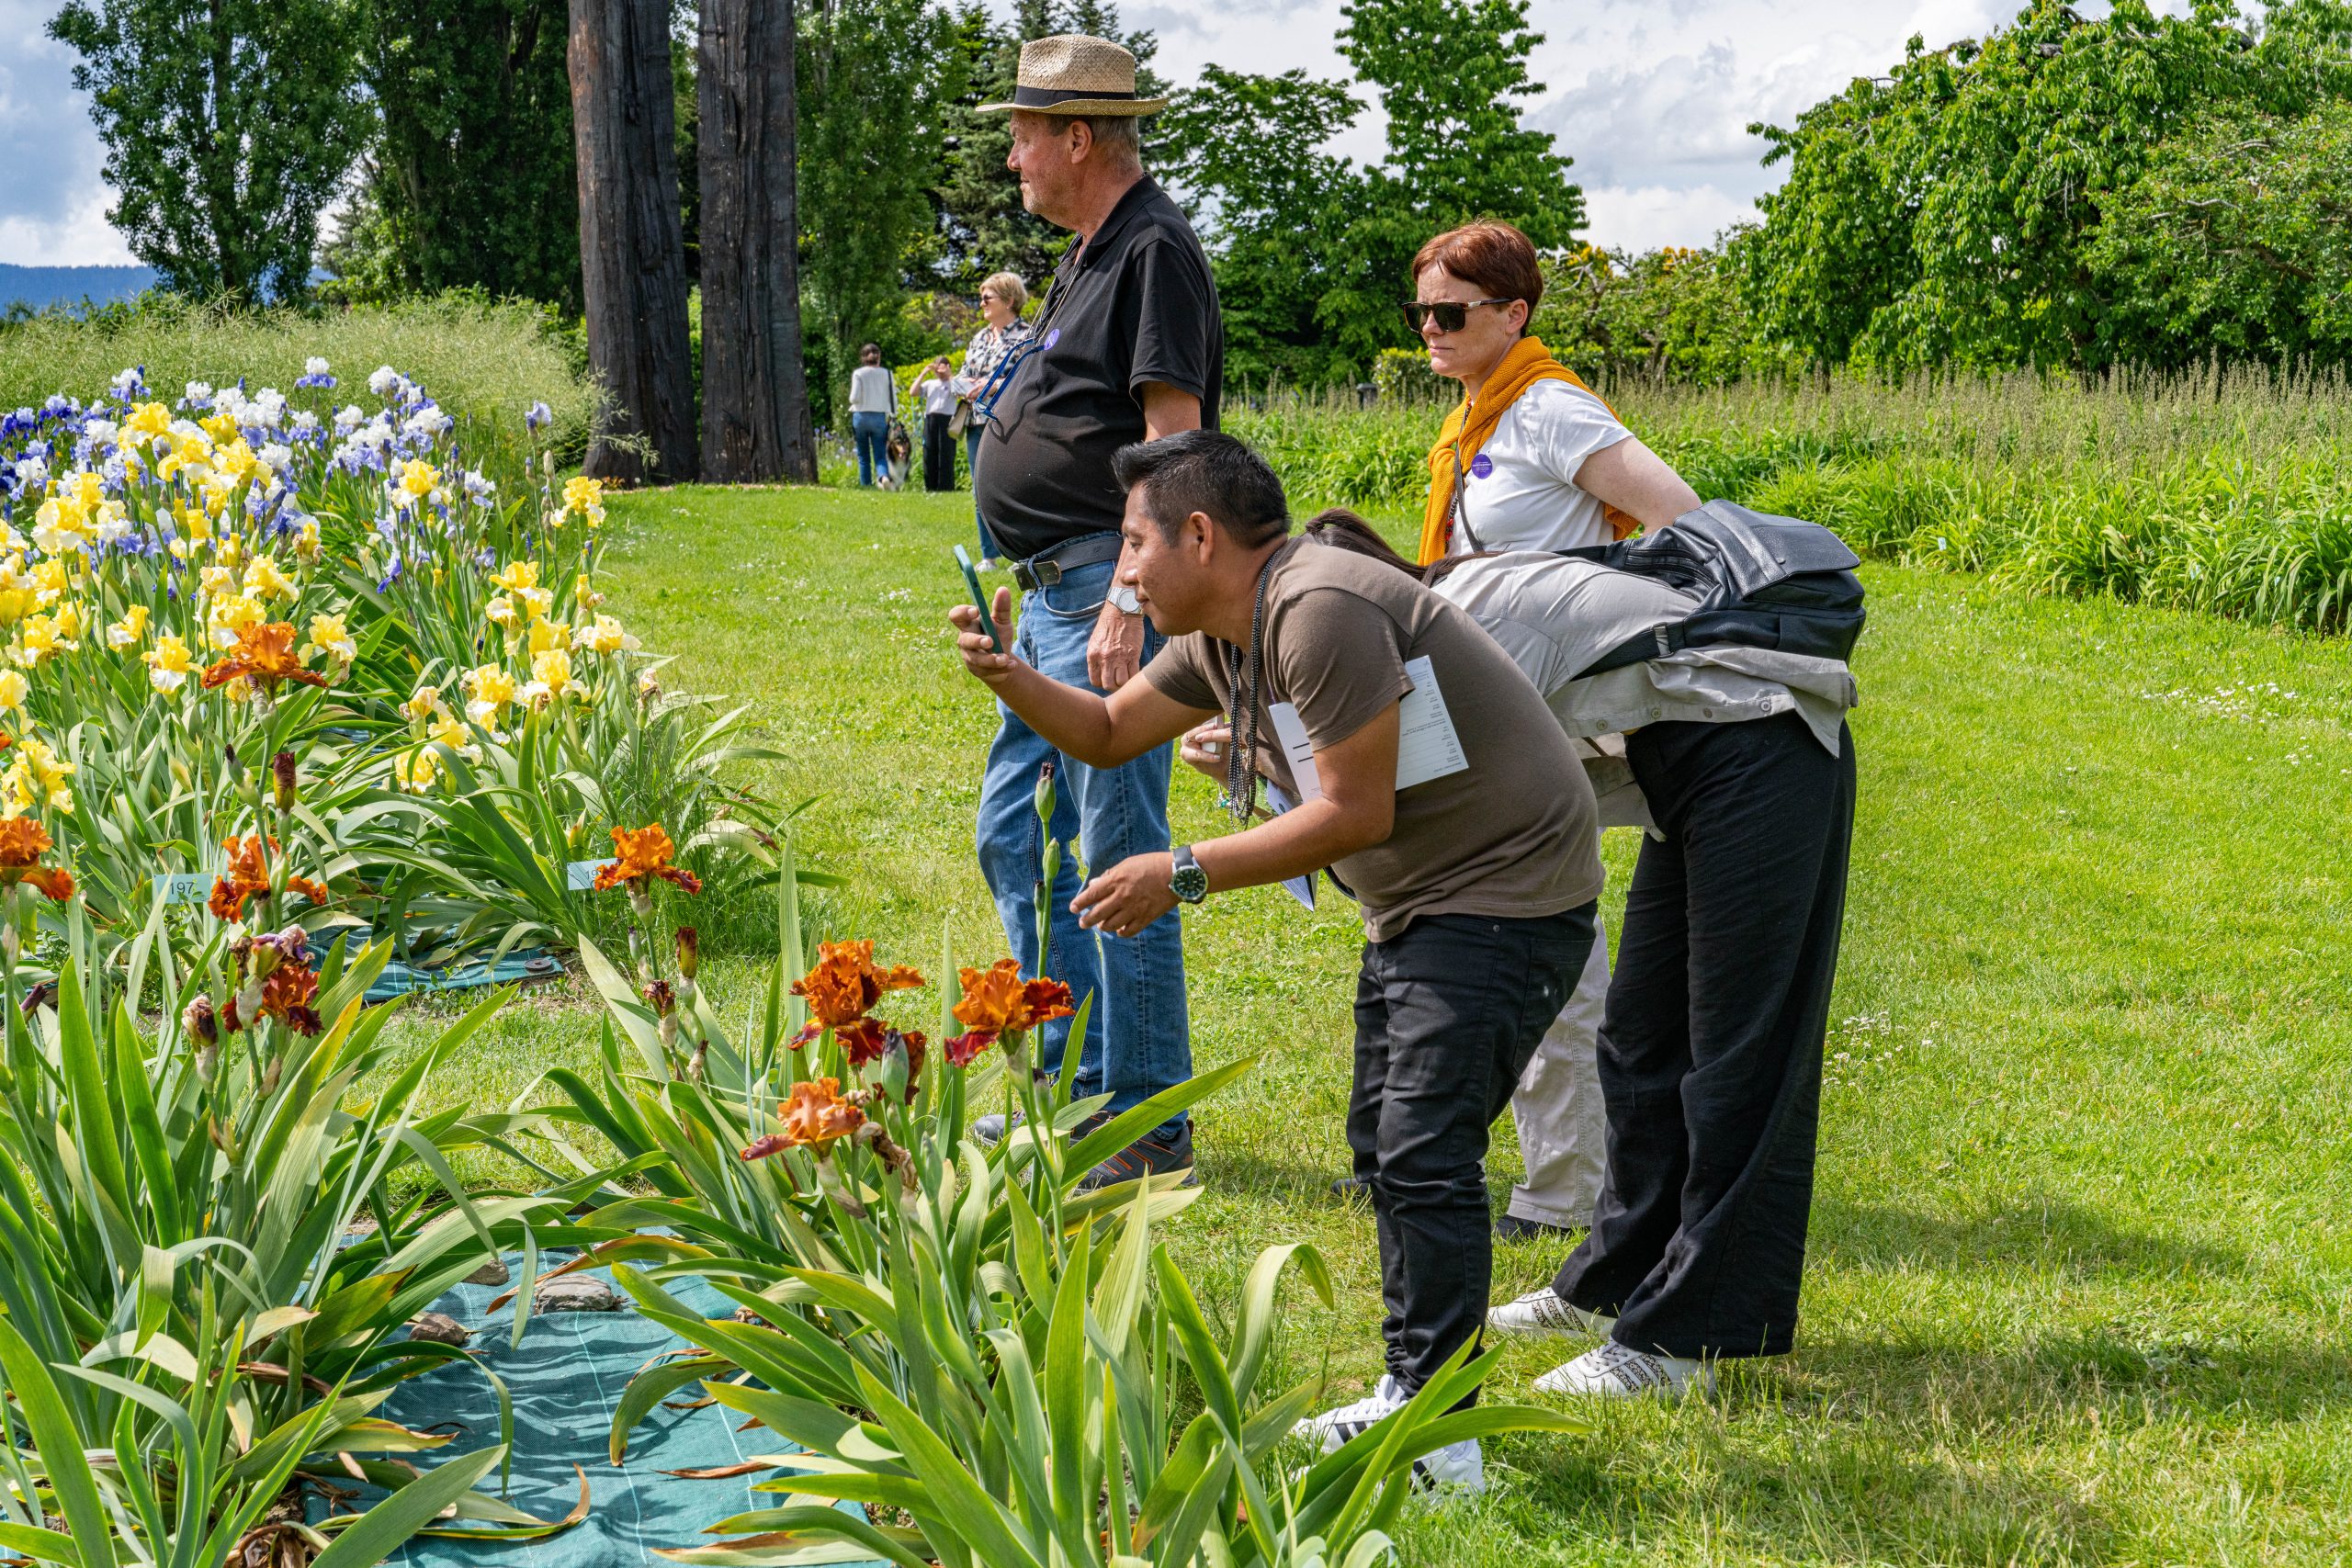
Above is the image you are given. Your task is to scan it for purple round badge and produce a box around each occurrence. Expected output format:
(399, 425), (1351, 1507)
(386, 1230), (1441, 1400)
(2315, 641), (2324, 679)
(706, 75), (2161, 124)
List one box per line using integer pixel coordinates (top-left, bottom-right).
(1469, 452), (1494, 479)
(1044, 327), (1061, 350)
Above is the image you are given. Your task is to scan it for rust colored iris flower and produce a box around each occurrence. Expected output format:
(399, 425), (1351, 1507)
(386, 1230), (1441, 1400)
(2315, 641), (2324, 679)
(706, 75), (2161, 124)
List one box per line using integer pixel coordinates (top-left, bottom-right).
(257, 964), (324, 1035)
(591, 823), (703, 896)
(943, 962), (1073, 1068)
(789, 938), (924, 1032)
(740, 1077), (865, 1159)
(949, 960), (1074, 1045)
(209, 835), (330, 922)
(199, 623), (330, 694)
(222, 963), (323, 1036)
(0, 816), (74, 903)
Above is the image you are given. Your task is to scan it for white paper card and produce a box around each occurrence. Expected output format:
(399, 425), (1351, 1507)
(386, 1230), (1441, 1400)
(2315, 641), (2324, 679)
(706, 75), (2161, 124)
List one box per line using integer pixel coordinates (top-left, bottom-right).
(1267, 656), (1469, 800)
(1261, 782), (1317, 909)
(1395, 655), (1470, 790)
(1266, 701), (1323, 801)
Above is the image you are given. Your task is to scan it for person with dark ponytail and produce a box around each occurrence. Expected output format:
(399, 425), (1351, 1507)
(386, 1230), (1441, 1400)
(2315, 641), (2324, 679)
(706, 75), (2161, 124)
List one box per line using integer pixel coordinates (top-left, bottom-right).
(1185, 508), (1859, 1400)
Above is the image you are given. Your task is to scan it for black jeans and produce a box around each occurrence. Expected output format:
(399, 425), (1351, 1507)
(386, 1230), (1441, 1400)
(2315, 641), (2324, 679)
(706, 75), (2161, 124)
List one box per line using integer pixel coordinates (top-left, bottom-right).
(922, 412), (956, 491)
(1348, 904), (1597, 1395)
(1553, 712), (1855, 1359)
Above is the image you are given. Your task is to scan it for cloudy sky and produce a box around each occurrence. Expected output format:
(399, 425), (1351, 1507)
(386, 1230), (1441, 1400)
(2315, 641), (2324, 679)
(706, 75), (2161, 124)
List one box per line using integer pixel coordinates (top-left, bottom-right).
(3, 0), (2126, 266)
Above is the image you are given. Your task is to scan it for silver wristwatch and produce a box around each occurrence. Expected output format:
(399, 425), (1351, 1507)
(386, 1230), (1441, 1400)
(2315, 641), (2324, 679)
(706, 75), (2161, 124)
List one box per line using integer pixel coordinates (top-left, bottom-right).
(1108, 583), (1141, 615)
(1169, 845), (1209, 904)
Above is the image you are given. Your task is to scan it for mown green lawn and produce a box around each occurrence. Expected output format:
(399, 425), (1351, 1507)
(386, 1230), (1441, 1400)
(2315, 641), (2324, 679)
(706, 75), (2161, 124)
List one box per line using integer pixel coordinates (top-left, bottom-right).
(427, 482), (2352, 1565)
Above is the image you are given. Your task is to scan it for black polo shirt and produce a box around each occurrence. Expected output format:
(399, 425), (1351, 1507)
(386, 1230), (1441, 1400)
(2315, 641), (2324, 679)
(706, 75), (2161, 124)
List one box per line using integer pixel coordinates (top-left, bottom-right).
(974, 175), (1223, 561)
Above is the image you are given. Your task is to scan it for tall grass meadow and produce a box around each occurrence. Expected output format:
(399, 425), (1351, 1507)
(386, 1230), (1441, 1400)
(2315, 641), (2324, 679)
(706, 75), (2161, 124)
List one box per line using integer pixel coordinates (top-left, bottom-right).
(0, 292), (599, 491)
(1229, 363), (2352, 633)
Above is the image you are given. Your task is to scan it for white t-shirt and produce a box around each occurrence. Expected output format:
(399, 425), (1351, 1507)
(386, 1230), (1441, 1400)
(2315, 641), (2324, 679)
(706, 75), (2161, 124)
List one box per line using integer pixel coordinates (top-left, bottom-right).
(917, 376), (957, 417)
(848, 365), (896, 415)
(1448, 378), (1634, 553)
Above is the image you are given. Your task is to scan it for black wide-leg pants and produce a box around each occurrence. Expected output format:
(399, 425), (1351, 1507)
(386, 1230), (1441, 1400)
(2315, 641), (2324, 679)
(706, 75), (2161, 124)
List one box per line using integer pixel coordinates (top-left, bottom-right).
(922, 412), (956, 491)
(1552, 711), (1855, 1360)
(1349, 904), (1596, 1395)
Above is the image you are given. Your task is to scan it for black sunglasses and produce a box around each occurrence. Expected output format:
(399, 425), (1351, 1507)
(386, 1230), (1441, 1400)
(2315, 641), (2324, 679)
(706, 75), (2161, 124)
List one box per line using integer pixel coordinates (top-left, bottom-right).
(1403, 298), (1517, 333)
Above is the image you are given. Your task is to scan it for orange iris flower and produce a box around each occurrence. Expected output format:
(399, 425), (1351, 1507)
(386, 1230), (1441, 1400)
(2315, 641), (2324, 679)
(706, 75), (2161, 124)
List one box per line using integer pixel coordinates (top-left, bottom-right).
(0, 816), (74, 903)
(944, 961), (1074, 1066)
(199, 623), (330, 694)
(790, 939), (925, 1032)
(208, 834), (330, 922)
(740, 1077), (865, 1160)
(591, 823), (703, 895)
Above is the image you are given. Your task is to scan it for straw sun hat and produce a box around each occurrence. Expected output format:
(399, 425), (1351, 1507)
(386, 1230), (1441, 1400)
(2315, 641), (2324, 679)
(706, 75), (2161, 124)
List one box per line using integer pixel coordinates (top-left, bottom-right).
(979, 33), (1169, 116)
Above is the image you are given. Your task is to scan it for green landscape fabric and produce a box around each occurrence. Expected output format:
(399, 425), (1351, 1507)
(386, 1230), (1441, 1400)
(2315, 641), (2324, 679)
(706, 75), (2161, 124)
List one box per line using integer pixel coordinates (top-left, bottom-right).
(334, 1258), (882, 1567)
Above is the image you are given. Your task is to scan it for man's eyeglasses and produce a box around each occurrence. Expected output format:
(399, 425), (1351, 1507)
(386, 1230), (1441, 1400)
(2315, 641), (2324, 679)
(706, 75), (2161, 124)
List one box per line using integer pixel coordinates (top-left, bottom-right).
(1403, 298), (1516, 333)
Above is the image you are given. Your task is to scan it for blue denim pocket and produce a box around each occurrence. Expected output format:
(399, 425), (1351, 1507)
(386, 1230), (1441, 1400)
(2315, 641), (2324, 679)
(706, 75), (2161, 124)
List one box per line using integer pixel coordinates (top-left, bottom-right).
(1033, 558), (1114, 621)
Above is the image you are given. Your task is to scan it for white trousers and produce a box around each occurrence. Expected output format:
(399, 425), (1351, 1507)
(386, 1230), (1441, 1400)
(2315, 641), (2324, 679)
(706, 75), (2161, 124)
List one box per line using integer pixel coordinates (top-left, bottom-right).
(1505, 910), (1611, 1227)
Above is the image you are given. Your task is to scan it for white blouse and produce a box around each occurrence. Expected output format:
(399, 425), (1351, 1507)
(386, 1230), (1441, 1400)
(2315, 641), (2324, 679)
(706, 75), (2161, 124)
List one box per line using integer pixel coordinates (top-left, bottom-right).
(1447, 378), (1634, 554)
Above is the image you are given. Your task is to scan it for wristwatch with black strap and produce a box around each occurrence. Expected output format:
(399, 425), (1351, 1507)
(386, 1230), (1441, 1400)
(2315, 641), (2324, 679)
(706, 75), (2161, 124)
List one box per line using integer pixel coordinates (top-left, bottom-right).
(1169, 844), (1208, 905)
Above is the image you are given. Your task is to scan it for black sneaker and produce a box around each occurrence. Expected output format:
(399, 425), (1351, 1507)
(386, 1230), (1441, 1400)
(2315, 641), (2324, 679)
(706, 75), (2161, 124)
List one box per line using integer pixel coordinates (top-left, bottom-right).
(1078, 1122), (1194, 1191)
(1330, 1174), (1370, 1199)
(1494, 1212), (1585, 1241)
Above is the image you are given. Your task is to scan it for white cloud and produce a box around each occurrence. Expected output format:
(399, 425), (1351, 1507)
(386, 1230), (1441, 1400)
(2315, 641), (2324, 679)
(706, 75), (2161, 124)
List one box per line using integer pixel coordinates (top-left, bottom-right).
(0, 188), (138, 268)
(1578, 183), (1758, 253)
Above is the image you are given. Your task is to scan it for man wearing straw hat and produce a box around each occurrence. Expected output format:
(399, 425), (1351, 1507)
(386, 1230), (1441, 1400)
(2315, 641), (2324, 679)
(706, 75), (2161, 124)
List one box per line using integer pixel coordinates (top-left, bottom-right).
(969, 33), (1224, 1188)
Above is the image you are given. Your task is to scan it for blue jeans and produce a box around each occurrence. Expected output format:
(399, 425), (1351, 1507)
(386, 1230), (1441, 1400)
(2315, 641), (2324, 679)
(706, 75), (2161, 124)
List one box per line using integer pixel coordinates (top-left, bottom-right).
(967, 426), (999, 560)
(975, 550), (1190, 1138)
(852, 412), (888, 486)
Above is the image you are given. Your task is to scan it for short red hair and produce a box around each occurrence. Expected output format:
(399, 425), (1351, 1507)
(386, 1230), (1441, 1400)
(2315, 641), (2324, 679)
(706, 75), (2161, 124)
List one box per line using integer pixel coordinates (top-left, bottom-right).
(1412, 220), (1544, 333)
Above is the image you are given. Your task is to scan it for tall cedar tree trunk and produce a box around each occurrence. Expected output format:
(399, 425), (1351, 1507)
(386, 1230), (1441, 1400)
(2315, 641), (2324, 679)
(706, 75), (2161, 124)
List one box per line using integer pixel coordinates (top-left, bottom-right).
(697, 0), (818, 479)
(568, 0), (697, 480)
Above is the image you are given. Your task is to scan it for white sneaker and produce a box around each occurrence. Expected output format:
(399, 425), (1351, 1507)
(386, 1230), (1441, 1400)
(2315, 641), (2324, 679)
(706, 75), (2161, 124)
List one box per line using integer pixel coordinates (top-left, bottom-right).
(1292, 1373), (1408, 1450)
(1487, 1287), (1613, 1341)
(1410, 1436), (1485, 1497)
(1534, 1340), (1713, 1400)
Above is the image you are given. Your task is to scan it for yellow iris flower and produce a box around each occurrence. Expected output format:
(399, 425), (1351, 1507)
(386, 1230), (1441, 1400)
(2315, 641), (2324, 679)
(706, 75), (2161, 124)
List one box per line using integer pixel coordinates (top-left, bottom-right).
(303, 612), (356, 664)
(144, 634), (195, 695)
(461, 661), (517, 724)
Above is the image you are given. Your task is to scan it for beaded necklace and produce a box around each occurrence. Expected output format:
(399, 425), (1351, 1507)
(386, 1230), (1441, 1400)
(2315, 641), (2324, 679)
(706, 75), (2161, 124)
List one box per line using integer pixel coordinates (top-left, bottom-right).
(1219, 547), (1282, 822)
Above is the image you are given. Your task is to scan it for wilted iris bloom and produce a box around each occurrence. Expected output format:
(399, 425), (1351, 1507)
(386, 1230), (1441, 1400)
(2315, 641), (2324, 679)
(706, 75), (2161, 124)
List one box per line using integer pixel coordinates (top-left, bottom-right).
(526, 400), (552, 432)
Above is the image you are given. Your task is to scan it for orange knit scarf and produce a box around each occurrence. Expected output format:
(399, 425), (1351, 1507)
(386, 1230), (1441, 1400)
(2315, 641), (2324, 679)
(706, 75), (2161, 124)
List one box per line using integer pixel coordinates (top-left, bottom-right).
(1418, 335), (1634, 564)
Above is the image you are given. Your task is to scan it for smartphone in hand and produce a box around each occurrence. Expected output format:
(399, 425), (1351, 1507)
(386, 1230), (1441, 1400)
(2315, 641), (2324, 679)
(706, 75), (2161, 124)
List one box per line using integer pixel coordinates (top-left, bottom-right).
(954, 545), (1001, 653)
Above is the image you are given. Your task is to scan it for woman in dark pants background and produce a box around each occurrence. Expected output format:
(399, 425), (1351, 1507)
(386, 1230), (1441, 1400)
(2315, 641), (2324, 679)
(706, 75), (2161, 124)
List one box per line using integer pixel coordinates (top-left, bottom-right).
(916, 356), (957, 492)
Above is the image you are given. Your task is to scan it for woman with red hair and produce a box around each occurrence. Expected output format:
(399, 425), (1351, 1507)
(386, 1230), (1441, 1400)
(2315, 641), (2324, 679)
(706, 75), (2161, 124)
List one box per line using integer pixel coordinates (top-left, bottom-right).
(1411, 220), (1699, 558)
(1393, 220), (1705, 1253)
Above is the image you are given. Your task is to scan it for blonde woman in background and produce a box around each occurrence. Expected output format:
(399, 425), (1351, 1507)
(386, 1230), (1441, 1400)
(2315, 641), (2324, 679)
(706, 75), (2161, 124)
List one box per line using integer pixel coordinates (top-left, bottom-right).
(952, 271), (1034, 566)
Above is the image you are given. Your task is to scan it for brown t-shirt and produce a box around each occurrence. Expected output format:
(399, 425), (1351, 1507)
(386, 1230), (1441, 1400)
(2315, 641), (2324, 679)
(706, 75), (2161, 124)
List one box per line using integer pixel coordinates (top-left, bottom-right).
(1145, 539), (1602, 941)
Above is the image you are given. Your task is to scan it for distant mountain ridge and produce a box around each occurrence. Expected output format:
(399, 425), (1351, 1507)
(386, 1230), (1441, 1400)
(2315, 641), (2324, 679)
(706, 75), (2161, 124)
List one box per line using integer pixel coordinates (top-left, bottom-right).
(0, 264), (159, 312)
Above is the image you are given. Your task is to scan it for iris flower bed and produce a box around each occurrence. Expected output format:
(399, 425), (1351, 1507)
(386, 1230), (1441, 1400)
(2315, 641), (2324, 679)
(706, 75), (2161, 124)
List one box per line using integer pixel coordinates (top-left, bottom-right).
(0, 362), (778, 967)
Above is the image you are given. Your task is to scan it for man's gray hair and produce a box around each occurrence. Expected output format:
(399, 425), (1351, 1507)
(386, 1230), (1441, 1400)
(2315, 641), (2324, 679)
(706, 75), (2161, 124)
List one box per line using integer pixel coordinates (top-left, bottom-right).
(1071, 113), (1143, 164)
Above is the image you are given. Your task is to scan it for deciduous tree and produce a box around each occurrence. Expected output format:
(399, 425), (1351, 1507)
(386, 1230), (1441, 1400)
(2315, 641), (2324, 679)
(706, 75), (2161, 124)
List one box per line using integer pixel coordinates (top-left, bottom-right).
(1161, 65), (1362, 386)
(50, 0), (371, 302)
(338, 0), (581, 309)
(1317, 0), (1580, 368)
